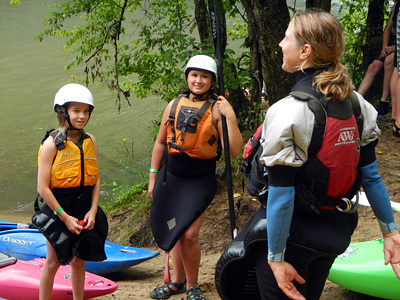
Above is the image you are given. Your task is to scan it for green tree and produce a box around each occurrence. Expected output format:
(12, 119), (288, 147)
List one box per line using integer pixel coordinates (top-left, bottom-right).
(340, 0), (392, 99)
(30, 0), (392, 129)
(9, 0), (21, 6)
(306, 0), (332, 12)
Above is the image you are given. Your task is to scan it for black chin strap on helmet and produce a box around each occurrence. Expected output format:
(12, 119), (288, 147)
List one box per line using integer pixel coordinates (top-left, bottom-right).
(55, 105), (73, 128)
(54, 104), (87, 145)
(55, 104), (84, 131)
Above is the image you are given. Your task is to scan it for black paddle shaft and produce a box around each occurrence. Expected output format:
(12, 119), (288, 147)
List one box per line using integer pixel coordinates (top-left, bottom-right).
(208, 0), (237, 239)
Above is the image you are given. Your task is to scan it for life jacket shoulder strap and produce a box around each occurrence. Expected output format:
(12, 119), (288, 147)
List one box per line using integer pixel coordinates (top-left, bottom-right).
(193, 96), (217, 122)
(349, 92), (363, 136)
(167, 94), (187, 145)
(349, 92), (361, 118)
(289, 90), (326, 126)
(168, 94), (187, 122)
(46, 129), (65, 150)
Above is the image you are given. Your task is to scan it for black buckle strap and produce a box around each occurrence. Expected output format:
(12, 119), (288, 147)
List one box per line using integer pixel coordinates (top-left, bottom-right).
(319, 193), (359, 213)
(168, 141), (184, 152)
(168, 94), (186, 143)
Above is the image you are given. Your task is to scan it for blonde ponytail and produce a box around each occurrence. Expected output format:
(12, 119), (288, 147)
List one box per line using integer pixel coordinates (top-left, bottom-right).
(291, 10), (353, 102)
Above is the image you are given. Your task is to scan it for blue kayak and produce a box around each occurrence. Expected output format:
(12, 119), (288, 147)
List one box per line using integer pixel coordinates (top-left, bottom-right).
(0, 220), (32, 231)
(0, 225), (159, 275)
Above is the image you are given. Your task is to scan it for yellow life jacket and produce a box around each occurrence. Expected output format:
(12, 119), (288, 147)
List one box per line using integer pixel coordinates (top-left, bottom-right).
(166, 94), (219, 159)
(39, 129), (99, 189)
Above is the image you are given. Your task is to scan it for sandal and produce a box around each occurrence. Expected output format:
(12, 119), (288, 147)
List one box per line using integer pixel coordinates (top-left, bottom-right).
(393, 122), (400, 138)
(150, 279), (186, 299)
(187, 287), (206, 300)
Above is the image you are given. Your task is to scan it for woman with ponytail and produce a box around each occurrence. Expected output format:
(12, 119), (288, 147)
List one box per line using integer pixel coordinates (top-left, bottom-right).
(257, 10), (400, 300)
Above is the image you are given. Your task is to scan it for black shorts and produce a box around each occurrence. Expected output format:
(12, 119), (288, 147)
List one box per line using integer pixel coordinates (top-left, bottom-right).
(374, 38), (395, 63)
(374, 50), (386, 63)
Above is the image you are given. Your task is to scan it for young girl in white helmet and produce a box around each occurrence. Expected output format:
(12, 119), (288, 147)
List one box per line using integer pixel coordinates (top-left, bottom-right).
(35, 83), (108, 300)
(148, 55), (243, 300)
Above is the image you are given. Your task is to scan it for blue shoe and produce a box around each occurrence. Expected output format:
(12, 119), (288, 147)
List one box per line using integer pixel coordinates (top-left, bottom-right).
(186, 286), (206, 300)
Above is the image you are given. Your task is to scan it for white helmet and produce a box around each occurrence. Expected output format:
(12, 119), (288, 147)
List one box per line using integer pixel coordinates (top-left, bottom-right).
(184, 55), (217, 79)
(54, 83), (94, 111)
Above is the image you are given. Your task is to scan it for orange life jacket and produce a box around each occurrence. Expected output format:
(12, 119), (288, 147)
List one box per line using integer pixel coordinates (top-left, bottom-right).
(166, 94), (219, 159)
(39, 129), (99, 189)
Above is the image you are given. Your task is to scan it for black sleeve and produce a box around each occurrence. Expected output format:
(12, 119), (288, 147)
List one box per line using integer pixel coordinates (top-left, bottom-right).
(265, 165), (299, 187)
(359, 139), (378, 167)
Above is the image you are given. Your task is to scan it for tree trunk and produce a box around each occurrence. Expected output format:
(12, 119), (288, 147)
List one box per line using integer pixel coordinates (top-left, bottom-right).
(239, 0), (263, 128)
(362, 0), (385, 99)
(194, 0), (248, 129)
(193, 0), (211, 47)
(242, 0), (293, 105)
(306, 0), (332, 12)
(363, 0), (385, 68)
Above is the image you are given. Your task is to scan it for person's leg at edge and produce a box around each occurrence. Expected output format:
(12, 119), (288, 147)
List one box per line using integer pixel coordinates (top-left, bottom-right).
(149, 242), (186, 298)
(170, 241), (186, 285)
(179, 211), (206, 290)
(357, 60), (383, 96)
(393, 72), (400, 135)
(39, 241), (60, 300)
(70, 256), (85, 300)
(390, 68), (399, 124)
(380, 52), (394, 102)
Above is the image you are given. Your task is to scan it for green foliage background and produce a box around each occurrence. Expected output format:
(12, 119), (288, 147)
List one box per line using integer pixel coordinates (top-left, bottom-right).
(339, 0), (392, 87)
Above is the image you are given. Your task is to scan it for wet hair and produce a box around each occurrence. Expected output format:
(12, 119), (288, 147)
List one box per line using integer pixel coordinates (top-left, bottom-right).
(291, 9), (353, 102)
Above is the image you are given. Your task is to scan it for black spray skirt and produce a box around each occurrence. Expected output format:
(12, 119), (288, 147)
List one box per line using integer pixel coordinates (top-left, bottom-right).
(32, 187), (108, 265)
(150, 153), (217, 251)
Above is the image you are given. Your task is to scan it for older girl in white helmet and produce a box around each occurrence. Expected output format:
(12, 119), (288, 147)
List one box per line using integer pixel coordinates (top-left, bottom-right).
(34, 83), (108, 300)
(148, 55), (243, 300)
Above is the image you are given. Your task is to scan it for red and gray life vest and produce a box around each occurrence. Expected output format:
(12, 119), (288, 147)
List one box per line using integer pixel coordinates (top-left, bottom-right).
(242, 88), (362, 215)
(291, 88), (362, 215)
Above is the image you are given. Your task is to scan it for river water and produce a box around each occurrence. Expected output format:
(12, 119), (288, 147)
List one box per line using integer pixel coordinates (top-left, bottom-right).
(0, 0), (165, 221)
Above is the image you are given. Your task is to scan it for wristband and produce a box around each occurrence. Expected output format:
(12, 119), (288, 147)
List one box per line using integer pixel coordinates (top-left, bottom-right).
(54, 207), (64, 215)
(149, 168), (158, 173)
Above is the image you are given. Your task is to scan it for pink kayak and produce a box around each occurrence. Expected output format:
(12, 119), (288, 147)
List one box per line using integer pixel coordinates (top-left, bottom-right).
(0, 252), (118, 300)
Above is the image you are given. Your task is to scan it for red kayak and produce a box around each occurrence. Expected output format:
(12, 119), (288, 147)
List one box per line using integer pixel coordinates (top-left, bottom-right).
(0, 252), (118, 300)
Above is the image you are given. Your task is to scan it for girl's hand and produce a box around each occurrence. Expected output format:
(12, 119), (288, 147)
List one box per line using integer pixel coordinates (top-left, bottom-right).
(83, 209), (97, 230)
(213, 95), (243, 157)
(148, 174), (156, 200)
(62, 214), (82, 234)
(216, 95), (235, 120)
